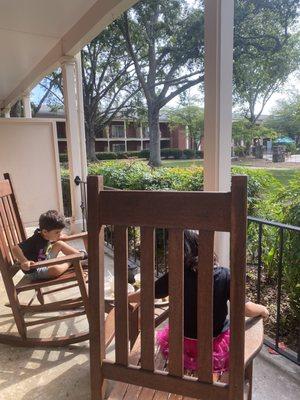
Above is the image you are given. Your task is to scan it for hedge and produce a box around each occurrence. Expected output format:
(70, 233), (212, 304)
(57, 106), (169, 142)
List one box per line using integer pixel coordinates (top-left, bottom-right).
(58, 149), (203, 162)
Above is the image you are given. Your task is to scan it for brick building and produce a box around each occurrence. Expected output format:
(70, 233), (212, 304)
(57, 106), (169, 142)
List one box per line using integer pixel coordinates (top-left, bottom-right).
(55, 117), (188, 154)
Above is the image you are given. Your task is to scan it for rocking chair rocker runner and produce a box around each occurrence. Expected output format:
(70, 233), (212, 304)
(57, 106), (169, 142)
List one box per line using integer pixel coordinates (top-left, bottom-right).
(87, 175), (264, 400)
(0, 173), (89, 347)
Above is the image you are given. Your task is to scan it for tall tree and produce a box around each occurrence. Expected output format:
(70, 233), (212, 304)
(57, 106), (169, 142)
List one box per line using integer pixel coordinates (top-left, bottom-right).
(32, 26), (140, 161)
(166, 94), (204, 150)
(265, 92), (300, 141)
(81, 25), (140, 160)
(233, 0), (300, 124)
(117, 0), (204, 166)
(32, 71), (63, 116)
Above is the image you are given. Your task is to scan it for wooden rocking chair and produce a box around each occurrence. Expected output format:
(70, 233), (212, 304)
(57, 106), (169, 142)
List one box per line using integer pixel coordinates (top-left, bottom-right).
(0, 173), (90, 346)
(87, 175), (264, 400)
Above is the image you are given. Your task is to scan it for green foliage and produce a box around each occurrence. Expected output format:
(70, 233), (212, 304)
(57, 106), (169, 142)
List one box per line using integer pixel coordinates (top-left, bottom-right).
(234, 145), (246, 157)
(138, 150), (150, 159)
(166, 104), (204, 150)
(284, 142), (297, 154)
(59, 153), (68, 163)
(266, 93), (300, 138)
(88, 160), (204, 191)
(232, 119), (278, 149)
(183, 149), (196, 159)
(233, 0), (300, 122)
(96, 152), (117, 160)
(275, 174), (300, 318)
(161, 148), (183, 159)
(232, 166), (281, 218)
(195, 150), (204, 159)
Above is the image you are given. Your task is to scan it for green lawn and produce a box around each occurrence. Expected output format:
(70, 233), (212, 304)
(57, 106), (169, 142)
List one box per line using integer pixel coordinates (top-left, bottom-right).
(161, 159), (203, 168)
(267, 168), (299, 186)
(161, 158), (299, 186)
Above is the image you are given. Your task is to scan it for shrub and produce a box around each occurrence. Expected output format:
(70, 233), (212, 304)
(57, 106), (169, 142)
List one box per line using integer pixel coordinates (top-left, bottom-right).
(88, 160), (203, 191)
(138, 149), (150, 159)
(284, 143), (297, 154)
(195, 150), (204, 159)
(126, 151), (140, 158)
(96, 152), (117, 160)
(234, 145), (246, 157)
(183, 149), (196, 159)
(161, 148), (183, 159)
(59, 153), (68, 163)
(275, 174), (300, 319)
(116, 152), (129, 159)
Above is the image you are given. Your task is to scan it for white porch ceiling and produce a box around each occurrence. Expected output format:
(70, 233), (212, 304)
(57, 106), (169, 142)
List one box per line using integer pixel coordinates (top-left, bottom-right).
(0, 0), (137, 109)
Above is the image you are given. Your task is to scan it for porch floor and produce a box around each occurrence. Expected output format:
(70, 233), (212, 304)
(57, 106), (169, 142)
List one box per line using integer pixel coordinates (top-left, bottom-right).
(0, 251), (299, 400)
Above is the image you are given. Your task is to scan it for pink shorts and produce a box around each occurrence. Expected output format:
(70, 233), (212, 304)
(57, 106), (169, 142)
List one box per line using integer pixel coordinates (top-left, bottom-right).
(156, 325), (230, 373)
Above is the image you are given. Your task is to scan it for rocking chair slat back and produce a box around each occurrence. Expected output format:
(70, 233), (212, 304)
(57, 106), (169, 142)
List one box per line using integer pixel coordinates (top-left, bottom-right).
(114, 226), (129, 366)
(197, 230), (214, 383)
(88, 175), (248, 400)
(0, 174), (26, 272)
(168, 228), (184, 377)
(140, 226), (155, 372)
(0, 173), (90, 348)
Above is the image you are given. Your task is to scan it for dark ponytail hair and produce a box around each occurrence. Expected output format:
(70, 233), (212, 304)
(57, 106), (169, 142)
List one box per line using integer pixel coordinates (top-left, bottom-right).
(184, 230), (219, 271)
(184, 230), (199, 271)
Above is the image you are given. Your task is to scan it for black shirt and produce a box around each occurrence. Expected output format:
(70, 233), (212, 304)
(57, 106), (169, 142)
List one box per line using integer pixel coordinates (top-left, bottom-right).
(155, 266), (230, 338)
(18, 229), (52, 274)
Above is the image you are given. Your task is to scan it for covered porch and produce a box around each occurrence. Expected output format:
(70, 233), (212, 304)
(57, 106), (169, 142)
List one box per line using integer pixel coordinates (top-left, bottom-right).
(0, 249), (299, 400)
(0, 1), (299, 399)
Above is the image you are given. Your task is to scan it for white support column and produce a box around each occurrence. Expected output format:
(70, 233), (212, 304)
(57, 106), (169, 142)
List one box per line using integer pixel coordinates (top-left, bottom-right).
(140, 123), (143, 150)
(61, 56), (88, 232)
(185, 125), (189, 150)
(124, 120), (128, 152)
(107, 127), (110, 152)
(75, 53), (88, 180)
(22, 91), (32, 118)
(203, 0), (234, 265)
(4, 108), (11, 118)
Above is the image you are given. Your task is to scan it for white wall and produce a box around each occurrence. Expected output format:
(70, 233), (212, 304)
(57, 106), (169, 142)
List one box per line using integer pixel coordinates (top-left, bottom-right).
(0, 119), (63, 227)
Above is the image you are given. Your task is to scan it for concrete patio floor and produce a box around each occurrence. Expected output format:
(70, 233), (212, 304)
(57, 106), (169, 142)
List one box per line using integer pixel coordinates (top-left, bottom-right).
(0, 249), (299, 400)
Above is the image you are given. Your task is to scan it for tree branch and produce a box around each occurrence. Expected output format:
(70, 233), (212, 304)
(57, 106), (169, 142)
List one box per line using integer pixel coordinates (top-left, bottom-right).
(160, 76), (204, 107)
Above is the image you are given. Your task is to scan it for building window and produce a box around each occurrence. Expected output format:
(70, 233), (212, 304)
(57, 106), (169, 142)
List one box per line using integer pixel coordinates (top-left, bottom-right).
(143, 126), (149, 138)
(112, 143), (125, 152)
(111, 125), (125, 138)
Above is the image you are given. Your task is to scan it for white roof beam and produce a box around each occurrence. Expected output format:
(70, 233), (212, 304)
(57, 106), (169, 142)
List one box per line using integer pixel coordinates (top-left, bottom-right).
(2, 0), (137, 109)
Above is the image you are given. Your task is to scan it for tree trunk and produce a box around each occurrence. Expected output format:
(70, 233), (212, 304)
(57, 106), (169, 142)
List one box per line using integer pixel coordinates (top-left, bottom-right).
(148, 106), (161, 167)
(85, 123), (97, 162)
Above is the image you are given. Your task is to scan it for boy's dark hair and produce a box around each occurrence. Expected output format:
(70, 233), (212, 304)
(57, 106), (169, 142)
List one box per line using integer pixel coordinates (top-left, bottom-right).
(39, 210), (65, 231)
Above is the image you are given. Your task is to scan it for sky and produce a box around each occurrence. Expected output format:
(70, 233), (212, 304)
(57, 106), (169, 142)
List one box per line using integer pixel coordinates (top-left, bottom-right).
(31, 0), (299, 117)
(32, 71), (299, 117)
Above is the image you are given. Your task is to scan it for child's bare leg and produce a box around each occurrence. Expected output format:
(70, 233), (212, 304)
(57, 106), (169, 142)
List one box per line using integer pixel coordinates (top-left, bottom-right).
(47, 262), (71, 278)
(51, 240), (80, 257)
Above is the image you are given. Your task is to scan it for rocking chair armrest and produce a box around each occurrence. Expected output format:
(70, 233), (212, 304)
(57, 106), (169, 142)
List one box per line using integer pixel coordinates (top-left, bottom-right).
(31, 253), (84, 268)
(60, 232), (88, 242)
(244, 316), (264, 367)
(129, 302), (139, 312)
(105, 308), (115, 348)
